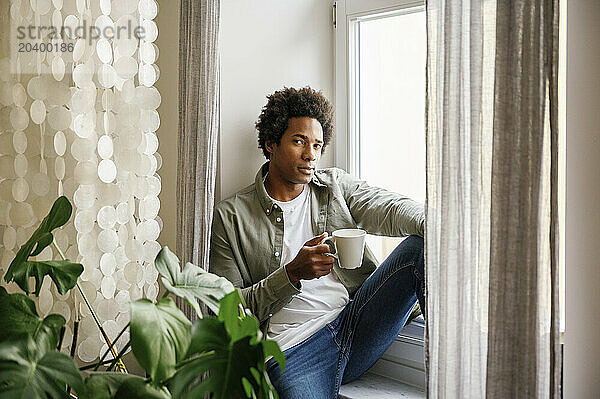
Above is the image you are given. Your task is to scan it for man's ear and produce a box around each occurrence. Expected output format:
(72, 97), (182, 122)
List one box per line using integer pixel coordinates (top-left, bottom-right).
(265, 140), (277, 156)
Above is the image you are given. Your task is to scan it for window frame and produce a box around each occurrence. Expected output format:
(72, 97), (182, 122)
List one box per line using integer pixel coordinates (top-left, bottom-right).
(334, 0), (425, 175)
(334, 0), (427, 389)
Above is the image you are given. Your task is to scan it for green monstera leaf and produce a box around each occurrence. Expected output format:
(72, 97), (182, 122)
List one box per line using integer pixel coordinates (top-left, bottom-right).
(3, 196), (83, 295)
(130, 298), (192, 384)
(5, 260), (83, 297)
(154, 247), (234, 317)
(0, 287), (65, 352)
(80, 372), (171, 399)
(168, 291), (284, 399)
(110, 375), (172, 399)
(0, 336), (83, 399)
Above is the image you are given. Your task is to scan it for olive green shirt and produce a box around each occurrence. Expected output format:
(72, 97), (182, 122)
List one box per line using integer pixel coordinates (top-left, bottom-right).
(209, 162), (425, 335)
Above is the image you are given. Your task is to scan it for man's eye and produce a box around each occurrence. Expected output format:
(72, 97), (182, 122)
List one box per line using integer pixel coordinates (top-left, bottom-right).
(294, 140), (303, 144)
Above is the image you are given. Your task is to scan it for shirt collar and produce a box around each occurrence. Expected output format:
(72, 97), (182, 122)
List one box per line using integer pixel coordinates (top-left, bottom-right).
(255, 162), (326, 215)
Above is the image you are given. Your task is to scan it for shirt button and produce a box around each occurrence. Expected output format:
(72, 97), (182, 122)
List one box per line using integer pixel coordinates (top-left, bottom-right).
(269, 313), (273, 317)
(276, 217), (282, 222)
(274, 251), (280, 257)
(266, 209), (270, 214)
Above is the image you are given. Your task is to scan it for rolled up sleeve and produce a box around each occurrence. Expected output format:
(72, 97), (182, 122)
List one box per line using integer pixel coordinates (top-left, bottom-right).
(337, 169), (425, 238)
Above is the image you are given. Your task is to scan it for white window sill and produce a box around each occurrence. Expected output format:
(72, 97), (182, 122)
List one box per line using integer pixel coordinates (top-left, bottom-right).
(339, 318), (426, 398)
(339, 372), (425, 399)
(370, 316), (426, 389)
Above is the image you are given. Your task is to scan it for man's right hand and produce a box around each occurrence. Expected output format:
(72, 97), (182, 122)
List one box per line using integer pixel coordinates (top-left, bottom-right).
(285, 233), (335, 286)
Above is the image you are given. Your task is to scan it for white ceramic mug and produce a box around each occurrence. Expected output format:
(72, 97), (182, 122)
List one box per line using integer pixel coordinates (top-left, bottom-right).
(322, 228), (366, 269)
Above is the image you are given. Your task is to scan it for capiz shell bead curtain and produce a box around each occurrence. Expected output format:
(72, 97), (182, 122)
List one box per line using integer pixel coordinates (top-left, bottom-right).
(425, 0), (561, 397)
(0, 0), (162, 363)
(176, 0), (220, 320)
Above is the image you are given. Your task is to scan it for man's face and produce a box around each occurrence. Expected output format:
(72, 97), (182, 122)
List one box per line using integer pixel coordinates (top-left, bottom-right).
(266, 117), (324, 185)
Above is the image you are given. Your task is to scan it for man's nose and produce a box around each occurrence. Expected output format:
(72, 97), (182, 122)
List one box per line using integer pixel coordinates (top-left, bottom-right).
(303, 147), (317, 161)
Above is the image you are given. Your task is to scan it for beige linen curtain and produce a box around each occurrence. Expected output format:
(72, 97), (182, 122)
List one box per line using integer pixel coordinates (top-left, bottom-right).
(426, 0), (561, 397)
(177, 0), (221, 320)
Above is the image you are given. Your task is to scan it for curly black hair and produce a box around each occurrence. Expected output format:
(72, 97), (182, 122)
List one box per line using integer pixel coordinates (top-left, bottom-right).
(255, 87), (334, 159)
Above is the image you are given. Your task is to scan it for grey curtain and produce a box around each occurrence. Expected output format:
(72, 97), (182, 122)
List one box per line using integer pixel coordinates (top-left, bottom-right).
(426, 0), (560, 397)
(177, 0), (221, 320)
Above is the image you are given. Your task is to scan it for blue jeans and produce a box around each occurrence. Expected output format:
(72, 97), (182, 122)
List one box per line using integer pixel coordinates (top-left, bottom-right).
(266, 235), (425, 399)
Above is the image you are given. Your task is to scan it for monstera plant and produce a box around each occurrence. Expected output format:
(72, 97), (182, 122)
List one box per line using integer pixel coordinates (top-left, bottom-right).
(0, 197), (284, 399)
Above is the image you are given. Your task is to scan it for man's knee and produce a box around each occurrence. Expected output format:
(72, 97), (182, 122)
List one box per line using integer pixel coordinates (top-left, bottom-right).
(396, 235), (424, 263)
(404, 235), (424, 251)
(394, 236), (424, 280)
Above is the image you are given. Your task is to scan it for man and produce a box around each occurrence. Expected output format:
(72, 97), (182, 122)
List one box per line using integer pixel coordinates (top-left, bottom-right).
(209, 87), (425, 398)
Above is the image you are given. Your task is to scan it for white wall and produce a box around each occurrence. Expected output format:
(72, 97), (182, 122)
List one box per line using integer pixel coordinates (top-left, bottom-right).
(564, 1), (600, 397)
(155, 0), (335, 253)
(219, 0), (336, 201)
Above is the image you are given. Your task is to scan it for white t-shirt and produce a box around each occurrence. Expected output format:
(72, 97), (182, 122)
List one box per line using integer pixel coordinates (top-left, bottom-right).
(265, 184), (350, 351)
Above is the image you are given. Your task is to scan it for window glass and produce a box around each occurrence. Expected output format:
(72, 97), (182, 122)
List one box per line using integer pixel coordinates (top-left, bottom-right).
(356, 9), (426, 261)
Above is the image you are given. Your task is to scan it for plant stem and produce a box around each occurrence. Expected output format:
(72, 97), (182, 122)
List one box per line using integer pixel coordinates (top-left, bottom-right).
(80, 358), (115, 371)
(52, 240), (128, 373)
(67, 320), (78, 395)
(107, 341), (131, 372)
(57, 326), (66, 350)
(70, 320), (79, 358)
(93, 322), (130, 371)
